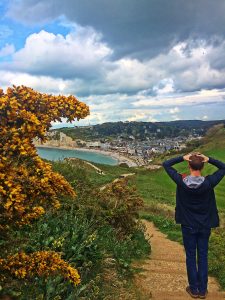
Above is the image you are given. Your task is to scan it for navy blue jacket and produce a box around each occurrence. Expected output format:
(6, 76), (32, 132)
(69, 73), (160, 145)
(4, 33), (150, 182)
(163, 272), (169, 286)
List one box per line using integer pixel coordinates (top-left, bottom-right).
(163, 156), (225, 228)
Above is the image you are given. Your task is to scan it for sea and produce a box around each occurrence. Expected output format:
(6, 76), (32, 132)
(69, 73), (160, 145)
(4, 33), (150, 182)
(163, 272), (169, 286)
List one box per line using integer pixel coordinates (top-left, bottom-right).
(37, 147), (118, 165)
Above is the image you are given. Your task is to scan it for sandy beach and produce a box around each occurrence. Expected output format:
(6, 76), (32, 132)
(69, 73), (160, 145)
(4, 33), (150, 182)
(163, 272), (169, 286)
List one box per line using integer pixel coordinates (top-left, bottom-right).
(35, 144), (138, 167)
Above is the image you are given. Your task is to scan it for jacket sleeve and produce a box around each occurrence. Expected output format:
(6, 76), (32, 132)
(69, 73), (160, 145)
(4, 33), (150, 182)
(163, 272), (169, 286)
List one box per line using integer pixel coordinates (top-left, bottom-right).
(162, 156), (184, 185)
(207, 157), (225, 188)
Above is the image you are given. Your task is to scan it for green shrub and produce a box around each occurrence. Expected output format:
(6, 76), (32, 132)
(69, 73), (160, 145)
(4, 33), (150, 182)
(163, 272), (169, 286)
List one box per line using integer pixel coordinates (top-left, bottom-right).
(97, 178), (144, 237)
(1, 163), (150, 299)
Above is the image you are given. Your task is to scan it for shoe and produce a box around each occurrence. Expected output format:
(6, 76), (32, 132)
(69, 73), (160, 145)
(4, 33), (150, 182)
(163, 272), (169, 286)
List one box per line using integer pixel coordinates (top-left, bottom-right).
(186, 286), (199, 298)
(199, 290), (208, 299)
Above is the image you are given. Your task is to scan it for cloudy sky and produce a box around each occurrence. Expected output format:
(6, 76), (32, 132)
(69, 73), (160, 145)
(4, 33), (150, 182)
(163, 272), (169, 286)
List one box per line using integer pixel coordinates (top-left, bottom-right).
(1, 0), (225, 127)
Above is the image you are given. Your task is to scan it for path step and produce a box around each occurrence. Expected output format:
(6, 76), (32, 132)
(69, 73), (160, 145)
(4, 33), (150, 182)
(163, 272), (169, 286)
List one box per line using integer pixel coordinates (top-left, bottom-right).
(138, 272), (219, 292)
(152, 291), (225, 300)
(149, 254), (186, 262)
(143, 259), (186, 273)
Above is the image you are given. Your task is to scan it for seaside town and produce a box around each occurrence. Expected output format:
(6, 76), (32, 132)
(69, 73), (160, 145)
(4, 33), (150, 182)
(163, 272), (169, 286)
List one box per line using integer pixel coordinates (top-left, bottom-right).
(34, 129), (202, 167)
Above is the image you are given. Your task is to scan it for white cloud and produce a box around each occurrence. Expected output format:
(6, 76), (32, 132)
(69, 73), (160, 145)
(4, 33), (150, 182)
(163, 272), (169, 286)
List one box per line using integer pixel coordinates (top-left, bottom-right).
(6, 0), (225, 65)
(171, 115), (180, 121)
(2, 27), (225, 97)
(127, 112), (157, 122)
(105, 58), (154, 92)
(0, 70), (80, 94)
(153, 78), (175, 95)
(7, 26), (112, 79)
(133, 89), (225, 108)
(1, 24), (225, 124)
(169, 107), (180, 114)
(102, 38), (225, 95)
(0, 44), (15, 57)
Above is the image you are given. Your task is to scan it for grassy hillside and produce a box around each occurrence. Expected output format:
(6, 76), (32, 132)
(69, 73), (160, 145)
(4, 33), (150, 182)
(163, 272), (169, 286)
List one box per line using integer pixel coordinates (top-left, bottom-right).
(54, 158), (135, 188)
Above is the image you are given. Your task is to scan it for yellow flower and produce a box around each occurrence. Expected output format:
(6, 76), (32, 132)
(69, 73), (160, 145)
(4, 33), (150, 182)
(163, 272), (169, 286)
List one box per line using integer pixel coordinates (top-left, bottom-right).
(0, 251), (80, 285)
(0, 85), (88, 228)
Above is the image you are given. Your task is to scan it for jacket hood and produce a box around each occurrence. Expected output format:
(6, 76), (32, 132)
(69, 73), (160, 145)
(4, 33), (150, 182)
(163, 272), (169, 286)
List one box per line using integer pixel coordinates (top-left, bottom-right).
(183, 175), (205, 189)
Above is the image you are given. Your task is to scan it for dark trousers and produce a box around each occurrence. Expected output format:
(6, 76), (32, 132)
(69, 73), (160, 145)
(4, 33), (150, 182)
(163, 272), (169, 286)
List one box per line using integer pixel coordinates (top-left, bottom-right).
(181, 225), (211, 294)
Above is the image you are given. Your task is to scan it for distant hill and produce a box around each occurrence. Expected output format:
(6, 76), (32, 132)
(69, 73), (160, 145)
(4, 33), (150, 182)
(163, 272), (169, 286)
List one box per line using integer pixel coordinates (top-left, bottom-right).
(197, 123), (225, 160)
(54, 119), (225, 141)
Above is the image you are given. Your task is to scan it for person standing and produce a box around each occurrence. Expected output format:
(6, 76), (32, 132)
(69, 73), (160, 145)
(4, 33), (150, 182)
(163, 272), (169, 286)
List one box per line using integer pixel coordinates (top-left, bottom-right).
(162, 153), (225, 299)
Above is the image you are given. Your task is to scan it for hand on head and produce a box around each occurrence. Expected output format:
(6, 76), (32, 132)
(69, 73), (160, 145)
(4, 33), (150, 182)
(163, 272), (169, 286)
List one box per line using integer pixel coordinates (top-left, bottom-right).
(183, 152), (209, 163)
(183, 153), (193, 161)
(196, 153), (209, 162)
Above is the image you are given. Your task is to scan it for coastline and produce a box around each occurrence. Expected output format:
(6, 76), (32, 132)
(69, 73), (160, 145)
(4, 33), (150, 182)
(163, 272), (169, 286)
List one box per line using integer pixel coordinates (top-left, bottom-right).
(35, 144), (138, 167)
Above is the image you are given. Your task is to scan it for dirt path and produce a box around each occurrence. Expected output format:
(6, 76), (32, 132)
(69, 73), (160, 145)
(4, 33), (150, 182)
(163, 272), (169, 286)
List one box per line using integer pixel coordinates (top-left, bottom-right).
(100, 173), (135, 191)
(135, 220), (225, 300)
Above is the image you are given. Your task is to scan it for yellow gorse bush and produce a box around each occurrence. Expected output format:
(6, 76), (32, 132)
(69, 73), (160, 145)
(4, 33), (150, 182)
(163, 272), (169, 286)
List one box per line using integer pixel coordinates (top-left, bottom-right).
(0, 85), (89, 286)
(0, 85), (89, 227)
(0, 251), (80, 285)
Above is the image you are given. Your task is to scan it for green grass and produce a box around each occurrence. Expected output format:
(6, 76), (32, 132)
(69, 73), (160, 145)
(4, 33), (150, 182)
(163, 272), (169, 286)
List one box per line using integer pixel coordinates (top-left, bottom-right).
(141, 213), (183, 243)
(89, 163), (137, 186)
(135, 168), (176, 206)
(52, 159), (136, 188)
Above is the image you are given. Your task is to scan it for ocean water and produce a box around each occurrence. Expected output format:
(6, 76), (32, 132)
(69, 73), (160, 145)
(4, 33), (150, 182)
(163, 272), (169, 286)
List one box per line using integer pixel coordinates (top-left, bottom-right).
(37, 147), (118, 165)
